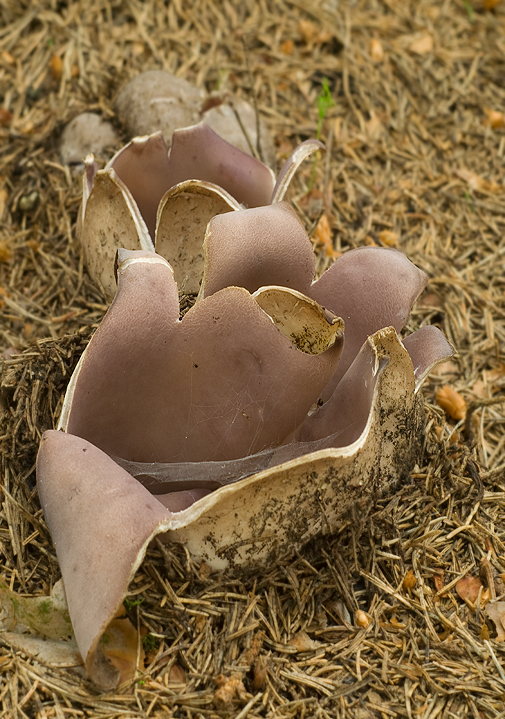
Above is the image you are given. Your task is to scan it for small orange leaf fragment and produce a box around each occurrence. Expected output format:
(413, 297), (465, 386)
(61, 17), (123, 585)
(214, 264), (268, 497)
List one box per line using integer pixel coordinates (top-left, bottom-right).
(480, 623), (490, 640)
(487, 364), (505, 384)
(370, 38), (384, 63)
(50, 55), (63, 81)
(456, 168), (501, 193)
(356, 610), (371, 628)
(403, 569), (417, 590)
(456, 574), (487, 607)
(313, 214), (338, 257)
(483, 108), (505, 129)
(484, 0), (500, 9)
(0, 188), (8, 219)
(252, 656), (268, 690)
(409, 34), (433, 55)
(436, 385), (466, 420)
(0, 108), (12, 126)
(0, 241), (13, 263)
(299, 20), (317, 45)
(1, 51), (15, 65)
(433, 571), (446, 598)
(281, 39), (294, 55)
(379, 230), (398, 247)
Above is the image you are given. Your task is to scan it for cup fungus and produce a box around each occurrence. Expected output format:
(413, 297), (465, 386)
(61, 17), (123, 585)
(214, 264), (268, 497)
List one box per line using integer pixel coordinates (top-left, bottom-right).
(37, 203), (453, 689)
(79, 122), (322, 298)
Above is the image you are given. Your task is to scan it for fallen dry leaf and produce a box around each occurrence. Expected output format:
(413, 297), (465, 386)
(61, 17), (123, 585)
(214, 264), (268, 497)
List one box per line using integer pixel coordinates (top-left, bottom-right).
(370, 37), (384, 62)
(288, 630), (316, 652)
(455, 168), (501, 193)
(389, 615), (406, 629)
(299, 188), (325, 219)
(281, 39), (294, 54)
(0, 579), (72, 639)
(431, 360), (460, 379)
(485, 600), (505, 642)
(472, 379), (488, 399)
(487, 364), (505, 384)
(312, 213), (338, 257)
(366, 114), (383, 141)
(0, 108), (12, 126)
(456, 574), (490, 608)
(1, 633), (82, 668)
(409, 34), (433, 55)
(418, 292), (443, 309)
(298, 20), (332, 47)
(101, 614), (145, 685)
(484, 0), (501, 9)
(253, 656), (268, 690)
(436, 385), (466, 421)
(1, 51), (15, 65)
(403, 569), (417, 590)
(0, 241), (13, 263)
(483, 108), (505, 129)
(379, 229), (398, 247)
(356, 610), (372, 628)
(198, 561), (212, 579)
(0, 188), (8, 219)
(433, 571), (446, 598)
(50, 55), (63, 81)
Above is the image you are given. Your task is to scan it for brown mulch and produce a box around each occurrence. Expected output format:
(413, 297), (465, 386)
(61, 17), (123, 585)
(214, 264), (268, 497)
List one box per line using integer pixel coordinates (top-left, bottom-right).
(1, 0), (505, 717)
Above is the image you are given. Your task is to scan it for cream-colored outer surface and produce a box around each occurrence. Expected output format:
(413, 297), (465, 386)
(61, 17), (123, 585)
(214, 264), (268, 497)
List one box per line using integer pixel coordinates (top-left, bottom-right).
(79, 169), (153, 298)
(155, 180), (240, 294)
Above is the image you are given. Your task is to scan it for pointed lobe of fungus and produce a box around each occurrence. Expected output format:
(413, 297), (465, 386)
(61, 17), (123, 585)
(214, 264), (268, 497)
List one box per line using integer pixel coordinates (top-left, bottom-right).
(309, 246), (429, 398)
(200, 203), (315, 299)
(166, 123), (275, 208)
(37, 431), (171, 690)
(155, 180), (240, 293)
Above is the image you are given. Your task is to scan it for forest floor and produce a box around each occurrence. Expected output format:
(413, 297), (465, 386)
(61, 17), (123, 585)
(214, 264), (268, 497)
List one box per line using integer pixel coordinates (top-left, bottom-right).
(1, 1), (505, 717)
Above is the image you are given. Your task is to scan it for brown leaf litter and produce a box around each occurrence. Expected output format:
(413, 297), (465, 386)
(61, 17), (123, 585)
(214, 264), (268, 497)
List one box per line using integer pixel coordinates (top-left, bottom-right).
(1, 0), (505, 717)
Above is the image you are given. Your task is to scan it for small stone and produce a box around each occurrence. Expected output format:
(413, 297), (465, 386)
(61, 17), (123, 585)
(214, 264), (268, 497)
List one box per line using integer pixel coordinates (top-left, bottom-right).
(114, 70), (205, 144)
(59, 113), (118, 168)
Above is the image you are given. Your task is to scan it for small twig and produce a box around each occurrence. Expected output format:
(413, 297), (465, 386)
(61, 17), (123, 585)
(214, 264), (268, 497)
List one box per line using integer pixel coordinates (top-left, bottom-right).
(466, 457), (484, 504)
(463, 396), (505, 446)
(241, 36), (263, 163)
(230, 101), (259, 161)
(485, 640), (505, 684)
(233, 692), (263, 719)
